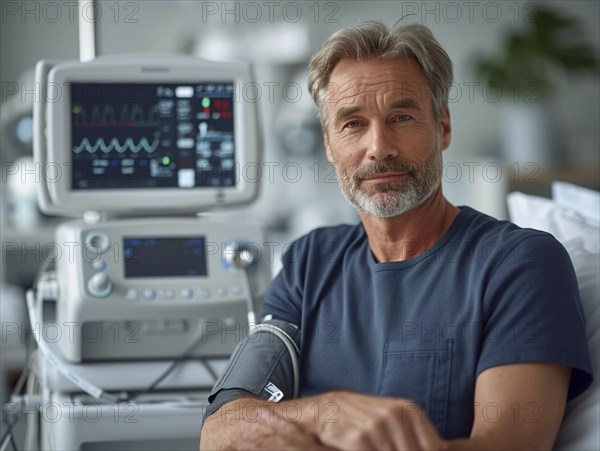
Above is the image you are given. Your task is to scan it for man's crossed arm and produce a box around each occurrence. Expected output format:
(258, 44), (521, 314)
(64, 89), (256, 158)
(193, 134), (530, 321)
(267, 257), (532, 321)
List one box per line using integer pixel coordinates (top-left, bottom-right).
(200, 362), (570, 450)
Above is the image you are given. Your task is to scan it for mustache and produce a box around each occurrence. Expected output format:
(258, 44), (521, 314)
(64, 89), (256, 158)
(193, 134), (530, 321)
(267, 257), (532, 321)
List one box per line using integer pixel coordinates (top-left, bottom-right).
(352, 161), (419, 181)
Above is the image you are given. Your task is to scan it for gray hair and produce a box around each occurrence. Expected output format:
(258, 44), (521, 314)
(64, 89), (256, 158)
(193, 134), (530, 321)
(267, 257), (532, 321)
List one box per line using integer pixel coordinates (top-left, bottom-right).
(308, 21), (453, 129)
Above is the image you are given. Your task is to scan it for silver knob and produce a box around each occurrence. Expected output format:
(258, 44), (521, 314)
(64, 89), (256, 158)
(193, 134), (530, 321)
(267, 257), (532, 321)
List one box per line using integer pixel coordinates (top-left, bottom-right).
(88, 272), (112, 298)
(224, 242), (259, 270)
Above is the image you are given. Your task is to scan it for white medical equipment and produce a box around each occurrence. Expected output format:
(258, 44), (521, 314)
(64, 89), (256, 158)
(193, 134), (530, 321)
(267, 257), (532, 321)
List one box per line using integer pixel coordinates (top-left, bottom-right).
(33, 53), (269, 359)
(7, 52), (269, 451)
(51, 217), (268, 362)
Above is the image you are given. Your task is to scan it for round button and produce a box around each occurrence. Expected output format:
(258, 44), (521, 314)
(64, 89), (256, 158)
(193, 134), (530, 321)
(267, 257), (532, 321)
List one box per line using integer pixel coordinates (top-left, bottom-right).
(85, 231), (111, 253)
(88, 273), (112, 298)
(141, 289), (157, 300)
(216, 286), (227, 297)
(92, 260), (107, 271)
(179, 288), (194, 300)
(230, 285), (242, 295)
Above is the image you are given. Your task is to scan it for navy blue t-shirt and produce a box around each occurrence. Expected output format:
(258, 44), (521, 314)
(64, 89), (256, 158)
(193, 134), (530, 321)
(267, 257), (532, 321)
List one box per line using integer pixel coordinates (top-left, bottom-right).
(262, 207), (593, 438)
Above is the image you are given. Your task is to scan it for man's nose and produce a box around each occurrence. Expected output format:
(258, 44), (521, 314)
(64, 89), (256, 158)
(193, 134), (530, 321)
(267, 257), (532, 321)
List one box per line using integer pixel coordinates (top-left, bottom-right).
(366, 122), (399, 161)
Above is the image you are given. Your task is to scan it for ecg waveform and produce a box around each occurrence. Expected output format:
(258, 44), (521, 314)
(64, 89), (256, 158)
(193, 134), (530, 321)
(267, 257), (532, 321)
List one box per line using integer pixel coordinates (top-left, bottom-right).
(72, 137), (160, 154)
(73, 104), (159, 126)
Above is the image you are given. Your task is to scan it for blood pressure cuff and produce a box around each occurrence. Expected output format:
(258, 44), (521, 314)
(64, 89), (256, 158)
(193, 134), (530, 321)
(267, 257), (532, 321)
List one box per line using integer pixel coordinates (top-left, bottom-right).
(203, 319), (300, 421)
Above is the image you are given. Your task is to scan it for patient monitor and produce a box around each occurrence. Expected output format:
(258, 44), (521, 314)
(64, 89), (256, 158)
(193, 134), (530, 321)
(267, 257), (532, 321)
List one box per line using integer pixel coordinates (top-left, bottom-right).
(35, 54), (260, 214)
(33, 54), (270, 363)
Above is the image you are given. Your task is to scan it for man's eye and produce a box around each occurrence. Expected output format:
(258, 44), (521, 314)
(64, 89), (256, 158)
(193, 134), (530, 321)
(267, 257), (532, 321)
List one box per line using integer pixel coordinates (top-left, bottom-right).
(395, 115), (412, 122)
(343, 120), (361, 129)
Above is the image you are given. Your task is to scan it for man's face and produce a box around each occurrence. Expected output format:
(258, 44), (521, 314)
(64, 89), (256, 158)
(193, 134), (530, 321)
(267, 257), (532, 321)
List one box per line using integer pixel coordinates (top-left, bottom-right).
(323, 56), (451, 218)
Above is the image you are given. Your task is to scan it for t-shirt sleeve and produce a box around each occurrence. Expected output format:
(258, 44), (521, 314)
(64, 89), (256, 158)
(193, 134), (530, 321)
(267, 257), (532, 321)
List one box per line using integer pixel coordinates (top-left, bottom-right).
(477, 234), (593, 400)
(260, 238), (305, 325)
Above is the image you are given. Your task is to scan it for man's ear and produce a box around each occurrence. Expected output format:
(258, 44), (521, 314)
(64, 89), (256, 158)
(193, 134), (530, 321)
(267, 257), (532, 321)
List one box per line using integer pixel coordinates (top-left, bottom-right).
(439, 105), (451, 151)
(324, 133), (334, 163)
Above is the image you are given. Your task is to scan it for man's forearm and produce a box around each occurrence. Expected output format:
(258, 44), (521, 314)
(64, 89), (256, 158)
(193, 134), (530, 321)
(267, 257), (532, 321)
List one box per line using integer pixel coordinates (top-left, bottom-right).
(200, 391), (447, 450)
(200, 395), (334, 450)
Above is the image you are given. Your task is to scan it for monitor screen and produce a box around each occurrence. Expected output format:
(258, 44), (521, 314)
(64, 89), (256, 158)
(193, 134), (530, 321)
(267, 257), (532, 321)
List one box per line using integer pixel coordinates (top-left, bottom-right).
(123, 236), (208, 278)
(70, 82), (235, 190)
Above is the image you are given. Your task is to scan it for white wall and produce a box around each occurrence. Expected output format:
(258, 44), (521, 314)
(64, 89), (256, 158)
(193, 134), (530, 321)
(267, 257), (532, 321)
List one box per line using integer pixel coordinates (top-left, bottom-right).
(1, 0), (598, 259)
(2, 1), (598, 160)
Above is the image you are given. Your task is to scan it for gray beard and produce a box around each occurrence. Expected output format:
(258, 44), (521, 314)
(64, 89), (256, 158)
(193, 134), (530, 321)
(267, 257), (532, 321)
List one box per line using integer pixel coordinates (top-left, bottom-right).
(334, 142), (443, 219)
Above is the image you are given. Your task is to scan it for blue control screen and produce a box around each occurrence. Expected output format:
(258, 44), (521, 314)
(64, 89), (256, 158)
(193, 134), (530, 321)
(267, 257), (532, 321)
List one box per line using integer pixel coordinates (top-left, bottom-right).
(123, 237), (207, 278)
(70, 82), (235, 189)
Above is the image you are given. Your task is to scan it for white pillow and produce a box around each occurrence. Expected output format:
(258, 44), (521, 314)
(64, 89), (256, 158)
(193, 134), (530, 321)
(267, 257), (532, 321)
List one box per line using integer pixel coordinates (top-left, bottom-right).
(553, 240), (600, 451)
(507, 192), (599, 253)
(507, 192), (599, 449)
(552, 181), (600, 226)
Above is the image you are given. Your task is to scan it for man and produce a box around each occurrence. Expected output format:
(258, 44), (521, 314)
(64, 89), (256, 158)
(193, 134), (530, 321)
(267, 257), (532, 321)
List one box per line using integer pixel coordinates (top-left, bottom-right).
(201, 21), (592, 450)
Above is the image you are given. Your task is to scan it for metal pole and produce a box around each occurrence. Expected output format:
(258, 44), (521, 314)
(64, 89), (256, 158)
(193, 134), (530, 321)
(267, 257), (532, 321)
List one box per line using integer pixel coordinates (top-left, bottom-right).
(78, 0), (97, 61)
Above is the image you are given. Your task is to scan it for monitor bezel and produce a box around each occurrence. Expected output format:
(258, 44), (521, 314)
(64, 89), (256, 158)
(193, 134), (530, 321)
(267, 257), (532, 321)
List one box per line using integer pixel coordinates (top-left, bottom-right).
(45, 55), (260, 214)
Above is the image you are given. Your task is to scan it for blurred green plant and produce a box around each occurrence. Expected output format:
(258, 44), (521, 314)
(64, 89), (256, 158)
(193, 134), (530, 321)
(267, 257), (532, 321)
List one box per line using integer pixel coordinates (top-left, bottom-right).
(472, 6), (599, 99)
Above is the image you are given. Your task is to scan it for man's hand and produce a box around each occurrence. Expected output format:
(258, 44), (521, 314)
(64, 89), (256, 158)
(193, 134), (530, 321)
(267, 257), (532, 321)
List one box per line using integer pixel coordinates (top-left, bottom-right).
(201, 391), (447, 450)
(304, 391), (447, 451)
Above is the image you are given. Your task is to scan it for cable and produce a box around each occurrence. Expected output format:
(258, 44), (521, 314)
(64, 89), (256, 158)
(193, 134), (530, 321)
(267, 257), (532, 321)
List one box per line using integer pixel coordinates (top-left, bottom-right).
(28, 263), (122, 403)
(197, 358), (218, 382)
(24, 369), (39, 451)
(128, 360), (182, 401)
(25, 288), (118, 403)
(0, 311), (39, 451)
(0, 416), (19, 451)
(125, 326), (210, 401)
(241, 267), (257, 331)
(0, 264), (52, 451)
(10, 349), (33, 401)
(8, 428), (17, 451)
(31, 259), (54, 292)
(223, 241), (260, 331)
